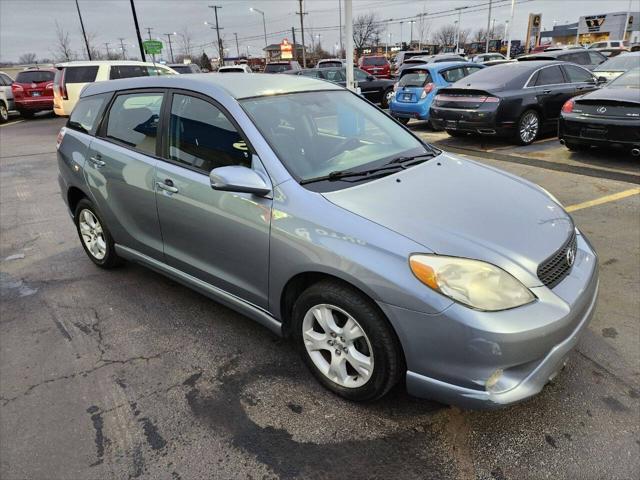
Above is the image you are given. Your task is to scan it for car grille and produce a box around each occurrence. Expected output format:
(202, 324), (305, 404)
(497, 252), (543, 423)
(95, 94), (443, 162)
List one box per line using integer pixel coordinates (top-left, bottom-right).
(537, 230), (577, 289)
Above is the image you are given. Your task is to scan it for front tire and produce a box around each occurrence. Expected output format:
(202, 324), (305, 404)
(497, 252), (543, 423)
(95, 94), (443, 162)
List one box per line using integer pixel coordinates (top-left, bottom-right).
(516, 109), (540, 145)
(292, 280), (403, 402)
(0, 103), (8, 123)
(74, 199), (122, 269)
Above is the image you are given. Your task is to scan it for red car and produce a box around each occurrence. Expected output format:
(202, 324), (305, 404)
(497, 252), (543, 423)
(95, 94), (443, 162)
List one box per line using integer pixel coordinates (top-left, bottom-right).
(358, 55), (391, 78)
(11, 69), (56, 118)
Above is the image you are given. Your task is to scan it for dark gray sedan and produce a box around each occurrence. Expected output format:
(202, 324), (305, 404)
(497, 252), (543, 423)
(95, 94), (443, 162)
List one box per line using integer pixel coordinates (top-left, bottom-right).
(57, 73), (598, 408)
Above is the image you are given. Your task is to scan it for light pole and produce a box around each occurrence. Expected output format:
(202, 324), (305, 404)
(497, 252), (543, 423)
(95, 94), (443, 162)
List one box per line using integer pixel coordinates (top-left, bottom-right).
(399, 21), (404, 47)
(163, 32), (176, 62)
(409, 20), (416, 47)
(454, 20), (459, 53)
(506, 0), (515, 59)
(207, 5), (224, 63)
(250, 7), (268, 59)
(386, 32), (392, 55)
(454, 6), (466, 54)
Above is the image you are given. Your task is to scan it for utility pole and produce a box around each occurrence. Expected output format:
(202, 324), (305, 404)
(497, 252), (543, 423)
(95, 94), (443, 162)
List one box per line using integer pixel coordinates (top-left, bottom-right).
(399, 21), (404, 47)
(409, 20), (415, 47)
(485, 0), (493, 53)
(163, 33), (175, 62)
(345, 0), (354, 91)
(129, 0), (146, 61)
(208, 5), (224, 63)
(292, 27), (298, 62)
(75, 0), (92, 60)
(455, 8), (463, 53)
(296, 0), (308, 67)
(104, 42), (111, 58)
(506, 0), (515, 59)
(338, 0), (343, 56)
(234, 32), (240, 58)
(145, 27), (155, 62)
(118, 37), (127, 59)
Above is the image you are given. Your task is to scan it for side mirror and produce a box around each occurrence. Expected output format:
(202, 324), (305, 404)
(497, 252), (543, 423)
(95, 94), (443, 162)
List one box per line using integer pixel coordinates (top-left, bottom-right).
(366, 75), (375, 81)
(209, 165), (271, 196)
(597, 76), (608, 85)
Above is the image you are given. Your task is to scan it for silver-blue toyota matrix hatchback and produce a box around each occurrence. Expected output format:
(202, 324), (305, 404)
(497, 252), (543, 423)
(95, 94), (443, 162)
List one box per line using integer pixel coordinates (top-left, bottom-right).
(57, 74), (598, 408)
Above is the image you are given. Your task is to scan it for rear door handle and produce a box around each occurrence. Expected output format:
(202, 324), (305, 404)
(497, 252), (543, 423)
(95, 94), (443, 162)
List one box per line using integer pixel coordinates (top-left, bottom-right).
(89, 155), (105, 168)
(156, 179), (179, 194)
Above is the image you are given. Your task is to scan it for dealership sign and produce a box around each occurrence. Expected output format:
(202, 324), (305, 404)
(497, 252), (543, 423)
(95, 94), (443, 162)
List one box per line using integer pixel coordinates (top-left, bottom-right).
(584, 15), (606, 32)
(143, 40), (163, 55)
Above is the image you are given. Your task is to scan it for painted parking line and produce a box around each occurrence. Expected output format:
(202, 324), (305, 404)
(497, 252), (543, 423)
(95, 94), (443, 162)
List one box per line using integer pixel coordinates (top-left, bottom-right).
(565, 188), (640, 213)
(0, 120), (25, 128)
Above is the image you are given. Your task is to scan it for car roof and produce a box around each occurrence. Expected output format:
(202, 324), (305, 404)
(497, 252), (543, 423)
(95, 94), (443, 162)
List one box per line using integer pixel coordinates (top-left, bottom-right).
(55, 60), (171, 67)
(403, 61), (477, 72)
(81, 72), (342, 100)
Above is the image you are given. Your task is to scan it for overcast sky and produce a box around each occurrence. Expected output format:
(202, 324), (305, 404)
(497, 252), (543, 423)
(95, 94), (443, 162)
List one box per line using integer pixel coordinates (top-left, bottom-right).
(0, 0), (635, 62)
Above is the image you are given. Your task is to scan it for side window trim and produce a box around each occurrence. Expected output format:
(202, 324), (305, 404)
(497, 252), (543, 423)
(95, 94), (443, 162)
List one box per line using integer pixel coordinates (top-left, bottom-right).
(96, 88), (167, 158)
(157, 88), (256, 176)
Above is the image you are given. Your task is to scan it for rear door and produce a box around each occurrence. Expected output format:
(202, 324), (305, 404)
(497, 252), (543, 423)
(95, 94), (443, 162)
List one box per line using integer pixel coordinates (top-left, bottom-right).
(532, 65), (572, 123)
(86, 90), (165, 260)
(154, 91), (271, 307)
(562, 64), (599, 96)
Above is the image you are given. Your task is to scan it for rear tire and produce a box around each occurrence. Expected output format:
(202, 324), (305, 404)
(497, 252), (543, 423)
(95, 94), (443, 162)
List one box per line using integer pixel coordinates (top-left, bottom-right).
(396, 117), (410, 125)
(19, 110), (35, 119)
(292, 280), (403, 402)
(515, 109), (540, 145)
(381, 88), (394, 109)
(74, 199), (123, 269)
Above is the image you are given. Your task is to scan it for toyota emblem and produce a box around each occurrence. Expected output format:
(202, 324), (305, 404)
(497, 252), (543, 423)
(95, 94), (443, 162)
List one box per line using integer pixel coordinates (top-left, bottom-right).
(566, 247), (575, 267)
(597, 106), (607, 114)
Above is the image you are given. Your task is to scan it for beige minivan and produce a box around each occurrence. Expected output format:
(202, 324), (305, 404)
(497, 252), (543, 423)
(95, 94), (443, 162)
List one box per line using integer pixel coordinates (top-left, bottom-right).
(53, 60), (176, 116)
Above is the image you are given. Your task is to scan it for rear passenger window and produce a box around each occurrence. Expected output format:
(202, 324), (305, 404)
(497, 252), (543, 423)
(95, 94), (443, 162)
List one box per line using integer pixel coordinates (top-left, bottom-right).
(105, 92), (163, 154)
(168, 94), (250, 172)
(64, 66), (99, 83)
(564, 65), (594, 83)
(588, 51), (606, 64)
(562, 52), (589, 65)
(535, 66), (565, 85)
(441, 67), (466, 83)
(110, 65), (149, 80)
(68, 93), (110, 134)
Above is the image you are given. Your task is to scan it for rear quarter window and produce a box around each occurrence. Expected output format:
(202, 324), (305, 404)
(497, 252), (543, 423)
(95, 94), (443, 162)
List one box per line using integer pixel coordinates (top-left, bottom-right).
(64, 66), (99, 84)
(67, 93), (111, 135)
(16, 71), (54, 83)
(110, 65), (149, 79)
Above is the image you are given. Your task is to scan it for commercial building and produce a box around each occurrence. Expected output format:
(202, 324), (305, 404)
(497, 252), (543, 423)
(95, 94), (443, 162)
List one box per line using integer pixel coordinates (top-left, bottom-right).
(540, 11), (639, 46)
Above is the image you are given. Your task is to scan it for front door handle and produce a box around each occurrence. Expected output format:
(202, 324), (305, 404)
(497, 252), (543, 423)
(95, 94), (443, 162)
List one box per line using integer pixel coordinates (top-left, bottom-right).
(89, 155), (106, 168)
(156, 179), (179, 194)
(542, 89), (552, 94)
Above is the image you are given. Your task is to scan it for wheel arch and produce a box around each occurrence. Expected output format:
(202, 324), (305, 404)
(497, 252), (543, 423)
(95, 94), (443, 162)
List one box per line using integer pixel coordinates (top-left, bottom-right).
(67, 186), (90, 217)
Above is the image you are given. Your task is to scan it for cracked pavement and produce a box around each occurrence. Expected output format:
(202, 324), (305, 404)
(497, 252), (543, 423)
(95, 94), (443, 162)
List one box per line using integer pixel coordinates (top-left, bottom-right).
(1, 115), (639, 479)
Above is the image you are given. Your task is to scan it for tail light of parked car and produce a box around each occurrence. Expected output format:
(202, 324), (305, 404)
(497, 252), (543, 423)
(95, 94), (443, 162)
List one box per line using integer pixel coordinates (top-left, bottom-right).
(420, 83), (435, 99)
(45, 82), (54, 91)
(434, 93), (500, 105)
(54, 69), (68, 100)
(11, 83), (24, 98)
(561, 99), (575, 113)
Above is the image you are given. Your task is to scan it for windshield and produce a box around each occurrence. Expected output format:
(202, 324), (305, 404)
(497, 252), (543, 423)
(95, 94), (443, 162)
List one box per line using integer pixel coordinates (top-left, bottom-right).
(595, 55), (640, 71)
(399, 69), (431, 87)
(16, 71), (54, 83)
(609, 68), (640, 88)
(264, 63), (290, 73)
(241, 90), (428, 184)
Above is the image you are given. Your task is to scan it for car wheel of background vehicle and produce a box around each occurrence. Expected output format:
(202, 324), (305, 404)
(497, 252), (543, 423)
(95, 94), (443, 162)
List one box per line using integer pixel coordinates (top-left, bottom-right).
(428, 120), (442, 131)
(74, 199), (122, 269)
(292, 280), (403, 402)
(516, 109), (540, 145)
(19, 110), (35, 119)
(564, 141), (589, 152)
(0, 103), (8, 123)
(397, 117), (410, 125)
(381, 88), (394, 109)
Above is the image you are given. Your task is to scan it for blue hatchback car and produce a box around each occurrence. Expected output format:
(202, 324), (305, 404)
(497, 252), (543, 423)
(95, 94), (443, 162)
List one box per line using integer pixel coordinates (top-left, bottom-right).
(390, 62), (484, 125)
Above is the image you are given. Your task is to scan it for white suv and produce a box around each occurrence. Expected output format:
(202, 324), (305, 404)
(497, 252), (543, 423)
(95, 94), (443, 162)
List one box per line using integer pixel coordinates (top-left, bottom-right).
(53, 60), (176, 116)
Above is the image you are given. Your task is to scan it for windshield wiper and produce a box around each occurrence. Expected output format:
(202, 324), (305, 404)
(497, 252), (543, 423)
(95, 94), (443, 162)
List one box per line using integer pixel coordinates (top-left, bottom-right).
(385, 152), (437, 166)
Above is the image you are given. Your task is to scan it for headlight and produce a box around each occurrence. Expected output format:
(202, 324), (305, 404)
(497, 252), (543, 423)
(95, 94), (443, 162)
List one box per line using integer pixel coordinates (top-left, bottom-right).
(409, 254), (535, 311)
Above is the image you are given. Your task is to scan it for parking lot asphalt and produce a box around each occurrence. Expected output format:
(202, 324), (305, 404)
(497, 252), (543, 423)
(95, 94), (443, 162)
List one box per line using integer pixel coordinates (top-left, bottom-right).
(1, 115), (639, 480)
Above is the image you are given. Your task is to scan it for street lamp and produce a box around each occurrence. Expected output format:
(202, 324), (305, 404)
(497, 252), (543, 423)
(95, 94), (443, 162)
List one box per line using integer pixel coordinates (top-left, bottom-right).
(387, 32), (392, 55)
(249, 7), (268, 58)
(409, 20), (416, 46)
(163, 32), (176, 62)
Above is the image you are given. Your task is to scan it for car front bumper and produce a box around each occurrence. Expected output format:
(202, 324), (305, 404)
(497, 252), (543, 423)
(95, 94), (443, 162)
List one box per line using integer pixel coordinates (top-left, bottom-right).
(378, 231), (599, 409)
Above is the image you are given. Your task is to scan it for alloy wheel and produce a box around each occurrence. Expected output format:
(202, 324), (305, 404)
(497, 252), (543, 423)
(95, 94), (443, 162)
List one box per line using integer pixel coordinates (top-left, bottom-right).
(0, 104), (8, 122)
(519, 111), (539, 144)
(302, 304), (374, 388)
(384, 89), (394, 107)
(78, 209), (107, 260)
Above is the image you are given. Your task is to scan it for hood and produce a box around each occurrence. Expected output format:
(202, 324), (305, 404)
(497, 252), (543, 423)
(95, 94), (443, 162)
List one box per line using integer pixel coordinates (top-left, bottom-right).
(322, 153), (573, 287)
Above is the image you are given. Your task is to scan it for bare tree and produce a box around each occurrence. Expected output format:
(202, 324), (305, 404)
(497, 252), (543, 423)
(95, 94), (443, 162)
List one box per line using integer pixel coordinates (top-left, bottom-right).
(84, 31), (104, 60)
(19, 53), (37, 64)
(459, 28), (471, 47)
(492, 22), (506, 39)
(473, 28), (488, 43)
(433, 24), (457, 46)
(177, 27), (194, 58)
(353, 13), (383, 50)
(416, 14), (431, 47)
(52, 21), (75, 61)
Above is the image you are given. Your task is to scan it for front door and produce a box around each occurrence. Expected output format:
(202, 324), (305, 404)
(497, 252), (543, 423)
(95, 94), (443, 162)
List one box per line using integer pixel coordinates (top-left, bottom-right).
(155, 92), (272, 308)
(86, 90), (165, 260)
(533, 65), (572, 125)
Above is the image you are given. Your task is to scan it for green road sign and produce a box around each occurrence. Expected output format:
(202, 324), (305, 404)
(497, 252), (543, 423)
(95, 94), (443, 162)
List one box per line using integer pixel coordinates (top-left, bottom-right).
(143, 40), (163, 55)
